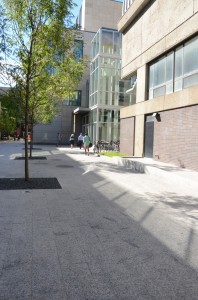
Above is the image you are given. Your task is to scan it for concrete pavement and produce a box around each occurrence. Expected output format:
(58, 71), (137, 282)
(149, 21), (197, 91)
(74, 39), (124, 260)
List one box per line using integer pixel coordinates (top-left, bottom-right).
(0, 141), (198, 300)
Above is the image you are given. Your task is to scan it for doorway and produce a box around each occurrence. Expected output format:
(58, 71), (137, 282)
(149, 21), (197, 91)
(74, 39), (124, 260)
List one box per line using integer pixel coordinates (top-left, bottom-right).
(144, 115), (154, 158)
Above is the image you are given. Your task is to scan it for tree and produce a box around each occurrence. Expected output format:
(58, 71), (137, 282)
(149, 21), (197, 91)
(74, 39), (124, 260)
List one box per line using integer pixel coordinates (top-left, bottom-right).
(0, 107), (16, 136)
(0, 87), (23, 130)
(1, 0), (85, 180)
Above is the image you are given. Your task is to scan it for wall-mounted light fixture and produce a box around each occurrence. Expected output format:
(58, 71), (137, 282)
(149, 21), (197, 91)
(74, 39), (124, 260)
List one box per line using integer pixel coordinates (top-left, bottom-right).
(152, 112), (161, 122)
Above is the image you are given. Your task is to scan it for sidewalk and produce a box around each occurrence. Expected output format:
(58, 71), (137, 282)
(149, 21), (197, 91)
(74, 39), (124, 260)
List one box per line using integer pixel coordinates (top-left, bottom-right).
(0, 141), (198, 300)
(63, 145), (198, 190)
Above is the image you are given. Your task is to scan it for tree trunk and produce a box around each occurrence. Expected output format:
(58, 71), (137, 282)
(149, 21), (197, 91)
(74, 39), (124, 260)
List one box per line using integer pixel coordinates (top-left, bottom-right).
(24, 106), (29, 180)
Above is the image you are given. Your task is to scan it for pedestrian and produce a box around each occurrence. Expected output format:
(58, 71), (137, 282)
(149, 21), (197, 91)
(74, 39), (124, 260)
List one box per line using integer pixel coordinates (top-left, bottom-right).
(83, 133), (91, 155)
(77, 133), (84, 149)
(69, 133), (75, 148)
(56, 132), (61, 147)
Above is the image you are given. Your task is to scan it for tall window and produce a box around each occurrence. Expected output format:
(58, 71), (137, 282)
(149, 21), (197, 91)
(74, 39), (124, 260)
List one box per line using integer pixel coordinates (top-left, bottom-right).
(73, 40), (83, 62)
(148, 35), (198, 99)
(101, 29), (121, 55)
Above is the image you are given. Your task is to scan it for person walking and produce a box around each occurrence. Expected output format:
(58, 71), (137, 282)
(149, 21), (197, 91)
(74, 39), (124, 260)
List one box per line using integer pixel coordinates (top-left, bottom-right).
(83, 133), (91, 155)
(56, 132), (61, 147)
(78, 133), (84, 149)
(69, 133), (75, 148)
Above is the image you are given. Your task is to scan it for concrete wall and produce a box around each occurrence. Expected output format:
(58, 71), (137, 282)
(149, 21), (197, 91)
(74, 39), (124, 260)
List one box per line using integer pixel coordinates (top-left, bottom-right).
(119, 0), (198, 79)
(34, 106), (74, 145)
(81, 0), (122, 32)
(120, 117), (135, 156)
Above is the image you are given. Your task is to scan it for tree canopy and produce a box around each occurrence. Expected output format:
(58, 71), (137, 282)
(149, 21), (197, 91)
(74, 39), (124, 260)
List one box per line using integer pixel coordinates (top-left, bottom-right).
(0, 0), (85, 179)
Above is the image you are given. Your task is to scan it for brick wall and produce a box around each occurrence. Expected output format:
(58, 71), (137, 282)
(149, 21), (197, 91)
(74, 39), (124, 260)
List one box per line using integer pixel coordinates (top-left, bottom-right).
(120, 117), (135, 156)
(153, 105), (198, 171)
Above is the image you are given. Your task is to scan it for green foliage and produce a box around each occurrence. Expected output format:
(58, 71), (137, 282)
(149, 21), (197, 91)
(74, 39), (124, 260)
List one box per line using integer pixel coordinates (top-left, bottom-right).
(0, 88), (23, 125)
(1, 0), (85, 115)
(0, 106), (16, 134)
(0, 0), (85, 179)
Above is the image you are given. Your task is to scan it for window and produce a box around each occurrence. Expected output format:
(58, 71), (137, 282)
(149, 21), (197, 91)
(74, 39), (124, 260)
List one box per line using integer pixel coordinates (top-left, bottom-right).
(64, 91), (81, 106)
(148, 35), (198, 99)
(101, 30), (114, 54)
(73, 40), (83, 61)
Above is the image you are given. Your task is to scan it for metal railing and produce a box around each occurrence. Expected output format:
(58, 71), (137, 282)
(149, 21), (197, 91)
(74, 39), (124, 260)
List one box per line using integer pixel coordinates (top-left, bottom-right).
(93, 140), (120, 153)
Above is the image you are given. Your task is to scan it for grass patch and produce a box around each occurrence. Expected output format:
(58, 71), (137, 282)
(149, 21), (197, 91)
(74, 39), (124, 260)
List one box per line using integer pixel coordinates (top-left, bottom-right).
(100, 152), (127, 157)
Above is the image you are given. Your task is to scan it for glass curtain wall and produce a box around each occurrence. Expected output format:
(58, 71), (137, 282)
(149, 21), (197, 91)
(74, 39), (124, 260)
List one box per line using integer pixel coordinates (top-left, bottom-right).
(90, 28), (134, 143)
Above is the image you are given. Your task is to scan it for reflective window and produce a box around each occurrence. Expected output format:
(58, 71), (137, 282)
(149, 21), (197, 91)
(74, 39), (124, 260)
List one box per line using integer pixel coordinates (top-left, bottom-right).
(101, 30), (113, 54)
(90, 28), (134, 109)
(175, 46), (183, 78)
(153, 57), (165, 86)
(183, 36), (198, 75)
(148, 35), (198, 99)
(166, 52), (174, 81)
(73, 40), (83, 61)
(64, 91), (81, 106)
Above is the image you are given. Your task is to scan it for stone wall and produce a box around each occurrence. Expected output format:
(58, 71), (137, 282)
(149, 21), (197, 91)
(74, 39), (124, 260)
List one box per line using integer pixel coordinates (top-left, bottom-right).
(120, 117), (135, 156)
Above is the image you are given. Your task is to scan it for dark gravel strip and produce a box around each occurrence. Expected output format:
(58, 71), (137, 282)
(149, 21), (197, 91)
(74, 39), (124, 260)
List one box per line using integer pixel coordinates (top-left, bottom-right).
(0, 178), (62, 190)
(15, 156), (47, 160)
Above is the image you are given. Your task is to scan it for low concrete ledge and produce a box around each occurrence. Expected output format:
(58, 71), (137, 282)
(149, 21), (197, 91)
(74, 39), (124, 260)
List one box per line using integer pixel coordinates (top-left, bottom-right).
(112, 156), (145, 173)
(111, 156), (198, 190)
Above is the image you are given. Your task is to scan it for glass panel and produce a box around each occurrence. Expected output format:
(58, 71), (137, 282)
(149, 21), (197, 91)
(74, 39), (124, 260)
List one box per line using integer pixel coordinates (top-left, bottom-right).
(175, 46), (183, 78)
(101, 30), (113, 54)
(73, 40), (83, 61)
(174, 79), (183, 91)
(153, 57), (166, 86)
(183, 73), (198, 88)
(113, 31), (121, 55)
(149, 89), (153, 100)
(166, 83), (173, 94)
(153, 85), (166, 98)
(166, 52), (174, 81)
(183, 36), (198, 75)
(92, 33), (99, 59)
(149, 64), (154, 88)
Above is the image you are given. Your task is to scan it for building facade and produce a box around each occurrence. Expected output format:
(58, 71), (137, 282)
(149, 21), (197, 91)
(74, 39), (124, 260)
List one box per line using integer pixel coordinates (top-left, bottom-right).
(118, 0), (198, 171)
(76, 27), (134, 143)
(34, 0), (123, 145)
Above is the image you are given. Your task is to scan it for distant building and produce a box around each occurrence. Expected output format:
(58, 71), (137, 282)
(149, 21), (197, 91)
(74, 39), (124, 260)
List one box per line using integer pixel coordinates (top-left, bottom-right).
(34, 0), (123, 145)
(118, 0), (198, 170)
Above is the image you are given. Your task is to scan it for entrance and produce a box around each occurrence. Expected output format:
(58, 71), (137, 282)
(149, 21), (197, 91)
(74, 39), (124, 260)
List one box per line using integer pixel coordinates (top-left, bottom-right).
(144, 115), (154, 158)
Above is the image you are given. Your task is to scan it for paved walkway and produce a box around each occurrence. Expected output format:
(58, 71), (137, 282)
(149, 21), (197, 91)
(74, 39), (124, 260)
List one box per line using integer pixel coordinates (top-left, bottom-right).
(0, 141), (198, 300)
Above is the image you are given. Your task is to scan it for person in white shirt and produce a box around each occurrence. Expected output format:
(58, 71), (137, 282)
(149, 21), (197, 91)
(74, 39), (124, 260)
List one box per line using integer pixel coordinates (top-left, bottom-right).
(78, 133), (84, 149)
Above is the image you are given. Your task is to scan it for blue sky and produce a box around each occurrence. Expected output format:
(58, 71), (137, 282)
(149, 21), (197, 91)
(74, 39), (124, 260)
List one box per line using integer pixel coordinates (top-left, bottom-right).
(72, 0), (82, 20)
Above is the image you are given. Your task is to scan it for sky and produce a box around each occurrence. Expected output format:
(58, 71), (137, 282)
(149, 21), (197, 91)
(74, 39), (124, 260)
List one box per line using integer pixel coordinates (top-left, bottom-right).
(71, 0), (82, 21)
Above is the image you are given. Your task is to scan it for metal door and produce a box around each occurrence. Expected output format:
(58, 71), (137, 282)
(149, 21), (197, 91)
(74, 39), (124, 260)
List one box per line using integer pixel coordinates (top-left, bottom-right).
(144, 116), (154, 158)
